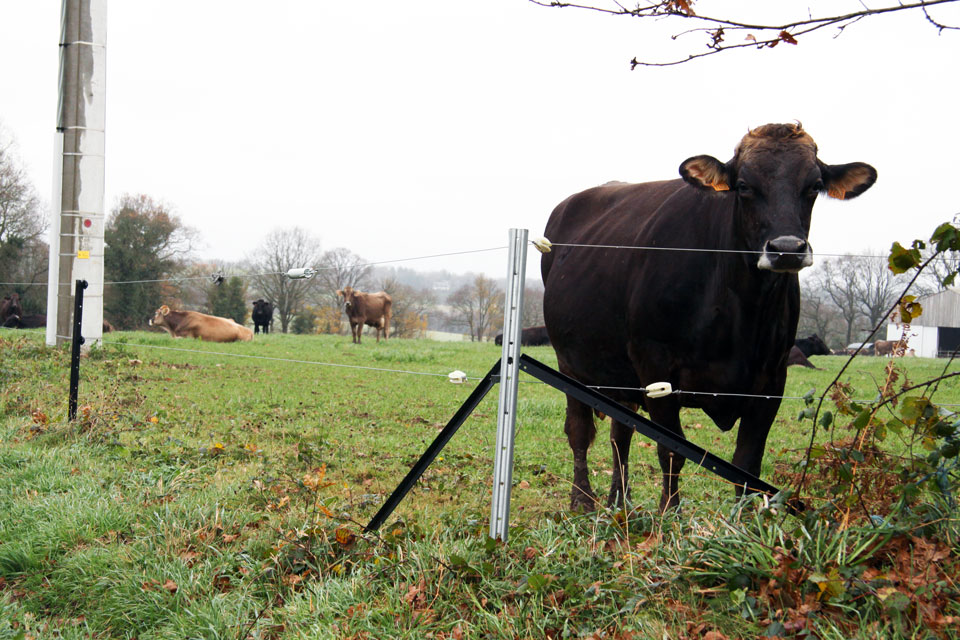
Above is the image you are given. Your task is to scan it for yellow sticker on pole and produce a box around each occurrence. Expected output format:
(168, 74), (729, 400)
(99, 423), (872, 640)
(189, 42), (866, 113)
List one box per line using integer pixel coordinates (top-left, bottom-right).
(77, 250), (90, 259)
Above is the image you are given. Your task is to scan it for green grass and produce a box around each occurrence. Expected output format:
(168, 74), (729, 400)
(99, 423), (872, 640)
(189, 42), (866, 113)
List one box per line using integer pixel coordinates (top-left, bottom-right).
(1, 329), (958, 638)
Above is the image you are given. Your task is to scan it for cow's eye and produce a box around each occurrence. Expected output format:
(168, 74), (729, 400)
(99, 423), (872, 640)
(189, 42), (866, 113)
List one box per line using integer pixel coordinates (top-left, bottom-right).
(736, 181), (753, 197)
(807, 180), (824, 197)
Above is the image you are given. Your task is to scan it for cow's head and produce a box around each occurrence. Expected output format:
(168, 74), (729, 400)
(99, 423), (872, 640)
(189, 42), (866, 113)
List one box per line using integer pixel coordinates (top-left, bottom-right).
(679, 122), (876, 273)
(338, 286), (356, 309)
(0, 293), (23, 322)
(149, 305), (171, 327)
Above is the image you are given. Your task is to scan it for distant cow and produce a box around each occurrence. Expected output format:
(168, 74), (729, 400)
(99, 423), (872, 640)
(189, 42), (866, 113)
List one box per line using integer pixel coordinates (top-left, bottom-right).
(0, 293), (23, 325)
(541, 122), (876, 512)
(150, 305), (253, 342)
(795, 334), (831, 357)
(251, 299), (274, 334)
(494, 325), (551, 347)
(787, 346), (816, 369)
(336, 286), (392, 344)
(874, 340), (895, 356)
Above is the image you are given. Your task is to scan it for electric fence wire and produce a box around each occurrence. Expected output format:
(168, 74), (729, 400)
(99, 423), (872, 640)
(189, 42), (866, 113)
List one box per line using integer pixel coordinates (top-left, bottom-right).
(4, 239), (958, 289)
(5, 325), (942, 405)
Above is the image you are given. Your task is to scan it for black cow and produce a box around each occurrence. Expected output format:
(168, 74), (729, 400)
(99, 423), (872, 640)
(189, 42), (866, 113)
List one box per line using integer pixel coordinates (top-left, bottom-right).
(494, 325), (551, 347)
(795, 334), (831, 357)
(541, 123), (876, 512)
(252, 299), (274, 334)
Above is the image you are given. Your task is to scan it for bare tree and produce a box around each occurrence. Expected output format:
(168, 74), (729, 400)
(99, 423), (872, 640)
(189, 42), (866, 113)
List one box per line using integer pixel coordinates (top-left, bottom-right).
(379, 276), (437, 339)
(447, 275), (503, 342)
(0, 141), (44, 247)
(313, 247), (372, 334)
(530, 0), (958, 67)
(249, 227), (323, 333)
(0, 136), (47, 312)
(798, 280), (844, 349)
(811, 256), (862, 346)
(851, 252), (909, 337)
(522, 283), (545, 327)
(806, 252), (909, 346)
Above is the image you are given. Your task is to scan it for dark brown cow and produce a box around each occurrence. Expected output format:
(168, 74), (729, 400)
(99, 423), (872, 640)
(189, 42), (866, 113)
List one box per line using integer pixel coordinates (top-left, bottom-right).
(0, 293), (23, 325)
(541, 123), (876, 512)
(337, 286), (392, 344)
(494, 325), (551, 347)
(150, 305), (253, 342)
(787, 345), (816, 368)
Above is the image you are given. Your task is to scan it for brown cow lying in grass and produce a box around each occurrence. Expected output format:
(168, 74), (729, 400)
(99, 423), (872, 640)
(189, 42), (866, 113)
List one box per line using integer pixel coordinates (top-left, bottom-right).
(336, 286), (392, 343)
(150, 305), (253, 342)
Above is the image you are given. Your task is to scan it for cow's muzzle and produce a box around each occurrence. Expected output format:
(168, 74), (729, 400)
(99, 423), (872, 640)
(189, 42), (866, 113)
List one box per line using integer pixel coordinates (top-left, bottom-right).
(757, 236), (812, 273)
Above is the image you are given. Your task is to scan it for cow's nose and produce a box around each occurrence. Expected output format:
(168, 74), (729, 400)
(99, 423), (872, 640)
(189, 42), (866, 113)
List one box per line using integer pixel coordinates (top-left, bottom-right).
(765, 236), (807, 256)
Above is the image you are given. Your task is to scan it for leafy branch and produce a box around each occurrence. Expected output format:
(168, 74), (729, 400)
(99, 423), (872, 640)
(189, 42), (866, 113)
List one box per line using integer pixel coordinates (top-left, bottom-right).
(791, 221), (960, 528)
(529, 0), (960, 67)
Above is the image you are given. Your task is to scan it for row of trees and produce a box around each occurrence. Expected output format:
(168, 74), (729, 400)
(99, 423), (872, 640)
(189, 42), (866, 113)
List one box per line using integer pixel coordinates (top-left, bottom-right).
(2, 135), (948, 348)
(798, 248), (957, 349)
(96, 193), (543, 340)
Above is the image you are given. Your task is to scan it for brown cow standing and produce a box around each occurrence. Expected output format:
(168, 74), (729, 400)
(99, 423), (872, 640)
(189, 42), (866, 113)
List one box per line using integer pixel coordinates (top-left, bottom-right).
(337, 286), (392, 343)
(150, 305), (253, 342)
(874, 340), (895, 356)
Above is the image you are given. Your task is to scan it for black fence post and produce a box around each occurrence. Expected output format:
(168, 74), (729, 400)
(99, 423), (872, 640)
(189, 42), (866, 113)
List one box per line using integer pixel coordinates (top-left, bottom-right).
(68, 279), (88, 421)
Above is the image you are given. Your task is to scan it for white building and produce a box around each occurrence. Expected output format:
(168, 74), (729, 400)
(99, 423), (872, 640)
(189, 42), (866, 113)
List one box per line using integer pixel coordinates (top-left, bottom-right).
(886, 289), (960, 357)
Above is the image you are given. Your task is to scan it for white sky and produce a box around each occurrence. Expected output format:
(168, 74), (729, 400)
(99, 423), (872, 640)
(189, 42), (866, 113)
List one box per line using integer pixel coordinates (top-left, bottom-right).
(1, 1), (958, 280)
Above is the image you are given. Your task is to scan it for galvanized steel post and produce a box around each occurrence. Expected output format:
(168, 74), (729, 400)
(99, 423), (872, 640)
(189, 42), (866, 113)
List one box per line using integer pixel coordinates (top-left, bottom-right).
(489, 228), (528, 541)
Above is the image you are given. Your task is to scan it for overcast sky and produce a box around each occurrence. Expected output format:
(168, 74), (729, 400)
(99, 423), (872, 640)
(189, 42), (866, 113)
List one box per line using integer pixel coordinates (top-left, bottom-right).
(1, 1), (958, 281)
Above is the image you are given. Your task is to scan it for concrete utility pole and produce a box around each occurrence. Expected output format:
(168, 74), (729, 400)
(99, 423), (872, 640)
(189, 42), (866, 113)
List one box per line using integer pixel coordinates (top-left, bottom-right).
(46, 0), (107, 347)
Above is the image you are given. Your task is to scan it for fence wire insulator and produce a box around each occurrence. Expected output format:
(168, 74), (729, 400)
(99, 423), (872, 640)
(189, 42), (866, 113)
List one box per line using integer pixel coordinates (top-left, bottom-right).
(644, 381), (673, 398)
(285, 268), (317, 280)
(448, 370), (468, 384)
(532, 237), (552, 254)
(210, 271), (225, 286)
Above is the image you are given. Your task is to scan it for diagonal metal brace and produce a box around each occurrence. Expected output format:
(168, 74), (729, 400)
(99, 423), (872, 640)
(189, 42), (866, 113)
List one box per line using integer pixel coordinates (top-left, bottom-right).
(365, 360), (502, 532)
(518, 354), (802, 513)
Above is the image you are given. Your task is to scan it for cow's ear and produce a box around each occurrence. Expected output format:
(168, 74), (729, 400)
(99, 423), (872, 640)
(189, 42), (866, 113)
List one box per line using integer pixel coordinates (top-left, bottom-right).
(160, 305), (170, 316)
(679, 155), (732, 192)
(819, 161), (877, 200)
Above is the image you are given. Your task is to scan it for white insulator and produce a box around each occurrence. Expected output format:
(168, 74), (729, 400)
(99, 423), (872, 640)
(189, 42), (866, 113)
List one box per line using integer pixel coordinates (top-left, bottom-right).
(448, 370), (468, 384)
(532, 237), (552, 254)
(285, 268), (317, 280)
(645, 381), (673, 398)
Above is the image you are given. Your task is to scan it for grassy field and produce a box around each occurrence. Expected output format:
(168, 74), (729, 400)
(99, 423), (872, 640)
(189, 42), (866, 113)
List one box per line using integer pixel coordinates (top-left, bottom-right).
(1, 329), (958, 639)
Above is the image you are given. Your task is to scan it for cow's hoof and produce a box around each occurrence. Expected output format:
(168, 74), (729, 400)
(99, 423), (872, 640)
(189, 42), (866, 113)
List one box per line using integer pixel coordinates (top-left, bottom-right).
(570, 486), (599, 512)
(658, 492), (681, 513)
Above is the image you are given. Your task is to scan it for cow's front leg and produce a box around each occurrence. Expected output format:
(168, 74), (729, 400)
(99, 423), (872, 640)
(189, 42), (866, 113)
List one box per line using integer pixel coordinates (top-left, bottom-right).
(731, 398), (779, 501)
(608, 409), (635, 509)
(647, 400), (685, 512)
(564, 396), (598, 512)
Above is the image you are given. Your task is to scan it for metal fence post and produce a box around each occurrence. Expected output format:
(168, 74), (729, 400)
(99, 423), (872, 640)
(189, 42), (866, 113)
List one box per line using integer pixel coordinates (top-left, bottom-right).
(490, 228), (528, 541)
(68, 279), (88, 421)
